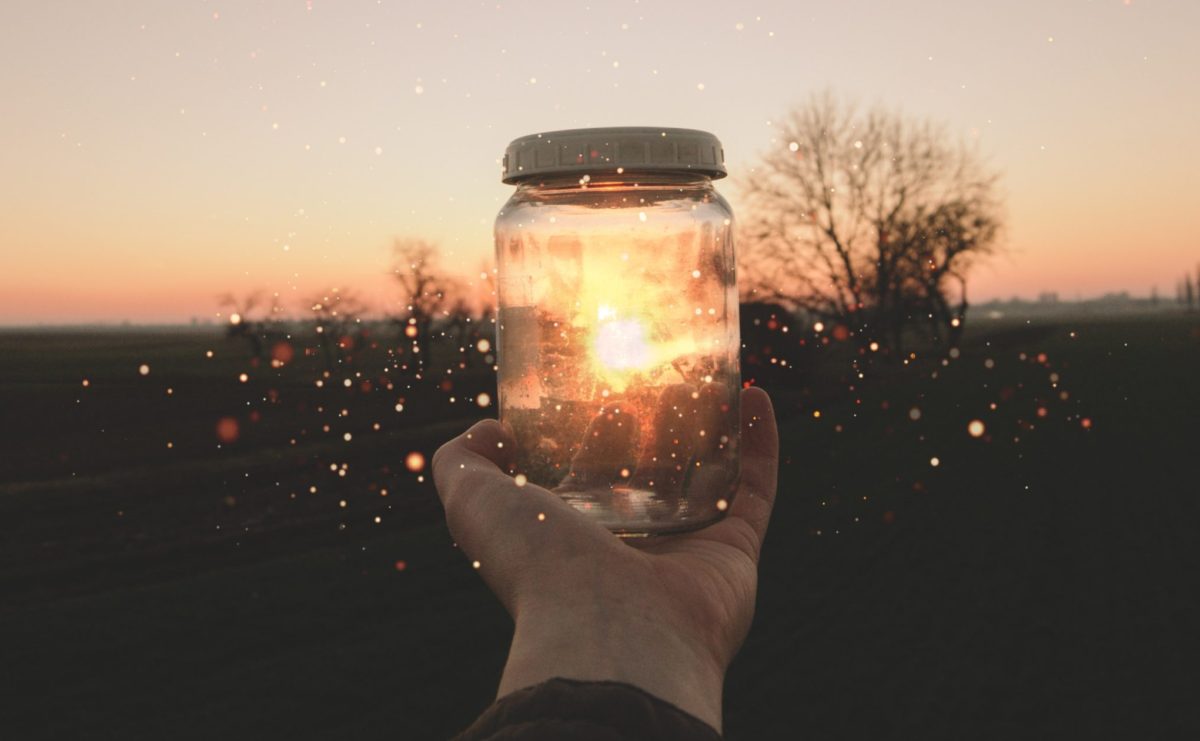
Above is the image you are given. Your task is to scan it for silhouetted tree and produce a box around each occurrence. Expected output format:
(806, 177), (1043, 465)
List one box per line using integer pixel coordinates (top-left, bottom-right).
(391, 239), (459, 369)
(893, 199), (1000, 349)
(218, 290), (276, 358)
(1196, 264), (1200, 309)
(303, 288), (369, 372)
(740, 91), (1003, 356)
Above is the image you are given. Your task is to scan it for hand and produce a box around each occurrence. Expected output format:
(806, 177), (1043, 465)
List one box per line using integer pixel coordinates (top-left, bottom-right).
(432, 387), (779, 733)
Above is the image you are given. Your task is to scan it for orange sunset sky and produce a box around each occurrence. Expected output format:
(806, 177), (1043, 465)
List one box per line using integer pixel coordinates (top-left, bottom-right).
(2, 0), (1198, 324)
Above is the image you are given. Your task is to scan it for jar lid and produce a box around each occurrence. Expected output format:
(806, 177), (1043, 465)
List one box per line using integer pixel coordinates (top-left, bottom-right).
(501, 126), (726, 184)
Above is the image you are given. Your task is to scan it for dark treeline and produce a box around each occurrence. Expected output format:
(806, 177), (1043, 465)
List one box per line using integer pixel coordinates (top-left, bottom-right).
(217, 94), (1191, 383)
(1176, 263), (1200, 311)
(218, 240), (494, 381)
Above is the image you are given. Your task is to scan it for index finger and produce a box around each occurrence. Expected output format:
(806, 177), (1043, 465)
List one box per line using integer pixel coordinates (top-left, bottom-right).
(431, 421), (539, 553)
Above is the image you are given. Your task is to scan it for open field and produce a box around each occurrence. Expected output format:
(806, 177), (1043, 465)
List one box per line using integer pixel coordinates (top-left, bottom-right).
(2, 314), (1198, 739)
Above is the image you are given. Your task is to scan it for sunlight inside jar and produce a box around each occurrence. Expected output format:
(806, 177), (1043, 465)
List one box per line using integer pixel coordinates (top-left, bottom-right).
(593, 312), (650, 371)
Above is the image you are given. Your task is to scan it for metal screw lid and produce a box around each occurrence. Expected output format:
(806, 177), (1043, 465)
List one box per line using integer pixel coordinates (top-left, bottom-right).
(501, 126), (726, 184)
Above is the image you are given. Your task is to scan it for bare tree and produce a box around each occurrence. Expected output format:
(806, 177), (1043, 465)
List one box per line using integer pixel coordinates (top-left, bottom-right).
(303, 288), (369, 372)
(391, 239), (460, 368)
(893, 199), (1001, 348)
(218, 290), (269, 358)
(739, 91), (1003, 354)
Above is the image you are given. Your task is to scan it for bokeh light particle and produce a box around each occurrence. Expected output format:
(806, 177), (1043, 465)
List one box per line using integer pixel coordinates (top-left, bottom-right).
(215, 417), (239, 443)
(405, 451), (426, 472)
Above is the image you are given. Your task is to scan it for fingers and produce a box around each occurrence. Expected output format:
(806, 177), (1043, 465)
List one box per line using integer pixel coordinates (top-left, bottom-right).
(433, 419), (622, 615)
(629, 384), (698, 494)
(432, 420), (543, 561)
(693, 382), (735, 461)
(682, 382), (738, 515)
(431, 419), (508, 526)
(726, 387), (779, 555)
(560, 404), (638, 491)
(444, 418), (516, 471)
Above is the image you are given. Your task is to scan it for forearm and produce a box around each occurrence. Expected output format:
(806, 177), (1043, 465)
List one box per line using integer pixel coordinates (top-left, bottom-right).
(498, 601), (726, 733)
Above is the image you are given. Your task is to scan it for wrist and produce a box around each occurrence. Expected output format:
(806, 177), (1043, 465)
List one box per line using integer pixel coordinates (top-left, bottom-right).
(498, 599), (726, 732)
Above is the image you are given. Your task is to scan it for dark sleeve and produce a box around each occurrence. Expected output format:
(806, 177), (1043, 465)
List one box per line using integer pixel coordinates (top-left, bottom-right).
(452, 677), (723, 741)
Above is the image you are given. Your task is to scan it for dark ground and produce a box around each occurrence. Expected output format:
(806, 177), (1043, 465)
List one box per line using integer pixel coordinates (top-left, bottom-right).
(1, 314), (1198, 739)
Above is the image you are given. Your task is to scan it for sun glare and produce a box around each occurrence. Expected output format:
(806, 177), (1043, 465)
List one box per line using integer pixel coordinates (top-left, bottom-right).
(594, 316), (651, 371)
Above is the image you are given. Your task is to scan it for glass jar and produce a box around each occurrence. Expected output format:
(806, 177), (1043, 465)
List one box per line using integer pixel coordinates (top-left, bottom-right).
(495, 127), (740, 536)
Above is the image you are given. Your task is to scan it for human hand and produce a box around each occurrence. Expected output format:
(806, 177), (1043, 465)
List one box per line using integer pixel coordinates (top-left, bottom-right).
(432, 387), (778, 733)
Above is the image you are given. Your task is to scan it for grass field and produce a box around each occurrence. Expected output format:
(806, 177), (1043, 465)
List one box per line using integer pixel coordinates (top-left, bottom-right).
(2, 314), (1198, 739)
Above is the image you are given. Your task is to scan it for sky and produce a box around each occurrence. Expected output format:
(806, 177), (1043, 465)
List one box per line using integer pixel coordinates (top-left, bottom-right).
(2, 0), (1197, 324)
